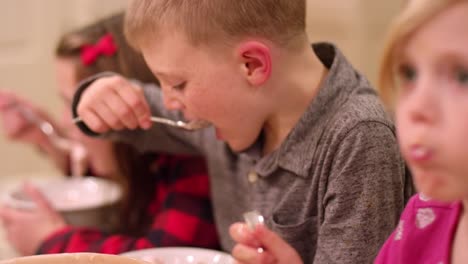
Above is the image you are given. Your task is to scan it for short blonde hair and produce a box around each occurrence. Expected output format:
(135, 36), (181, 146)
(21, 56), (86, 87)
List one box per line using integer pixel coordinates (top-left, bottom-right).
(124, 0), (306, 50)
(379, 0), (462, 110)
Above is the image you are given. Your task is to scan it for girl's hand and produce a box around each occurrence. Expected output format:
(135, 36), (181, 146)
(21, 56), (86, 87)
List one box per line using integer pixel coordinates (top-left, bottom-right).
(0, 91), (55, 147)
(0, 184), (67, 255)
(77, 75), (152, 133)
(0, 91), (71, 172)
(229, 222), (303, 264)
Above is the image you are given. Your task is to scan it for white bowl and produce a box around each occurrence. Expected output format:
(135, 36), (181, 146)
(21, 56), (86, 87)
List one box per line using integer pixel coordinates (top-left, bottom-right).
(2, 177), (122, 231)
(121, 247), (235, 264)
(0, 253), (150, 264)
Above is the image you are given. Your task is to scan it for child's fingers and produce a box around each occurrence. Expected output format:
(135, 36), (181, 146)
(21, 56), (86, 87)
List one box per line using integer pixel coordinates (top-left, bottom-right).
(231, 243), (275, 264)
(104, 90), (140, 129)
(229, 222), (261, 248)
(22, 184), (55, 214)
(94, 101), (125, 130)
(77, 75), (152, 131)
(0, 205), (27, 225)
(115, 83), (152, 129)
(79, 110), (111, 134)
(2, 111), (35, 139)
(0, 91), (16, 109)
(254, 225), (303, 262)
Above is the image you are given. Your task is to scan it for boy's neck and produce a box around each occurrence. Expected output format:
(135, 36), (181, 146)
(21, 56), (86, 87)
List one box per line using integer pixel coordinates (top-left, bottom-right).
(262, 42), (328, 155)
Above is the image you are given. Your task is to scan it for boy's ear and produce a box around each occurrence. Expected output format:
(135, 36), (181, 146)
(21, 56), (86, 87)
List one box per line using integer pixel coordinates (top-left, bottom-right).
(236, 41), (272, 86)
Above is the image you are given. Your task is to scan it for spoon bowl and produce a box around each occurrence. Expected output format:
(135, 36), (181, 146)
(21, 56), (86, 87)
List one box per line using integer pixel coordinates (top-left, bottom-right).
(149, 116), (210, 131)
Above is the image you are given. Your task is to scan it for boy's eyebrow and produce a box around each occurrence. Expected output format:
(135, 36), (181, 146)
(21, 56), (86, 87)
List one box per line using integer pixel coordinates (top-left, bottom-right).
(153, 70), (183, 80)
(153, 71), (168, 77)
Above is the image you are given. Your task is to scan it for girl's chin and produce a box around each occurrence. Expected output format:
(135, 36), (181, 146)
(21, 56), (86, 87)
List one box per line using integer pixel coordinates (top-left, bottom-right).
(416, 180), (459, 202)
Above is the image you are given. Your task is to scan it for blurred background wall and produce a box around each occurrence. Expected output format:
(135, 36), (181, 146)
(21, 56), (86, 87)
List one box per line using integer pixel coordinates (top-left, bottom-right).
(0, 0), (403, 178)
(0, 0), (127, 178)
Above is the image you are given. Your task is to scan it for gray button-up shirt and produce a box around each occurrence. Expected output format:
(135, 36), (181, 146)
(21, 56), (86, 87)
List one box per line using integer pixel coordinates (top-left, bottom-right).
(74, 43), (412, 263)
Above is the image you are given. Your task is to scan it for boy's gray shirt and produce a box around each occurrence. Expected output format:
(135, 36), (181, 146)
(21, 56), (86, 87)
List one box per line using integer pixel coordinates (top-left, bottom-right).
(74, 43), (412, 263)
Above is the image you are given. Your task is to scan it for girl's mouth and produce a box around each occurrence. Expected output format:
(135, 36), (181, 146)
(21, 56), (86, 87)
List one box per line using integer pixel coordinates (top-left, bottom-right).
(407, 144), (433, 163)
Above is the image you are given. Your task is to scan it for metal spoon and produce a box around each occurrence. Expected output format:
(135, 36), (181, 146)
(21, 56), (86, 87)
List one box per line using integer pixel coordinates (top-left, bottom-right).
(73, 116), (211, 131)
(243, 210), (265, 230)
(243, 210), (265, 253)
(9, 103), (87, 177)
(12, 103), (71, 150)
(149, 116), (210, 131)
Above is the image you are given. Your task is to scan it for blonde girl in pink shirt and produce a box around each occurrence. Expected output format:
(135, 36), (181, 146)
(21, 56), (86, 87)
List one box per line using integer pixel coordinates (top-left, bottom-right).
(375, 0), (468, 263)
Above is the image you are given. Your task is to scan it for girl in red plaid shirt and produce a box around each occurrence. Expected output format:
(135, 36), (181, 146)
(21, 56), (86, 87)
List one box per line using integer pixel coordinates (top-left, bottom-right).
(0, 13), (219, 255)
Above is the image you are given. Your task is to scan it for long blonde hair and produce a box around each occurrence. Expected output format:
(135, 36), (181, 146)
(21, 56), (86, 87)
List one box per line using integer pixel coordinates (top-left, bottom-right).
(379, 0), (462, 110)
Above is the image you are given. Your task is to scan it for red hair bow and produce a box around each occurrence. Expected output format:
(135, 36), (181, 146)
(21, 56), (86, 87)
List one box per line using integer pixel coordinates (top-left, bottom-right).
(80, 33), (118, 66)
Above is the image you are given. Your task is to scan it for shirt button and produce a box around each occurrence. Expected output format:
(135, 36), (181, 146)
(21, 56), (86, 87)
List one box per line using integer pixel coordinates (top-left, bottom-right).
(248, 171), (258, 183)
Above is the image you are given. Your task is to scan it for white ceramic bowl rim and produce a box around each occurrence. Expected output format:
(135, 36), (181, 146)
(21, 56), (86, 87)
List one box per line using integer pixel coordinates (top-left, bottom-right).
(0, 253), (149, 264)
(2, 177), (122, 212)
(120, 247), (235, 264)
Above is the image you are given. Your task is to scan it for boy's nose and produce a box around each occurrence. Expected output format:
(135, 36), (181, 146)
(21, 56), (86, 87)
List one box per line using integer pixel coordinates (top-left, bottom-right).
(162, 94), (183, 110)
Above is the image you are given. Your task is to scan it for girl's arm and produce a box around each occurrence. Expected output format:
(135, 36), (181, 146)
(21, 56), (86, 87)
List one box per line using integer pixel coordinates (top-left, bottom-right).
(37, 156), (219, 254)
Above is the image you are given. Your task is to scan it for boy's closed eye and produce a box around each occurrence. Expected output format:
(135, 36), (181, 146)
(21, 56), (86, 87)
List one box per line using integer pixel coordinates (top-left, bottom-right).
(454, 67), (468, 86)
(172, 81), (187, 91)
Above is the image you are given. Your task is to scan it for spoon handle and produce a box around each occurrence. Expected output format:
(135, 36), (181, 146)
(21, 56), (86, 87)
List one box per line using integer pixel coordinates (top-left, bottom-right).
(149, 116), (180, 127)
(13, 104), (71, 150)
(74, 116), (182, 128)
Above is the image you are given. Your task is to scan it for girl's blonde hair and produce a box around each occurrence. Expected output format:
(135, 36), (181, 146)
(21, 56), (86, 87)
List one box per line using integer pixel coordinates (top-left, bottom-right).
(379, 0), (462, 110)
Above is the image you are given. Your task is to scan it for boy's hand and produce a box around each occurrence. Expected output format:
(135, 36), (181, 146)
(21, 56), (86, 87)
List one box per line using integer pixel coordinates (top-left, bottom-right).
(0, 184), (66, 255)
(77, 75), (152, 133)
(229, 222), (303, 264)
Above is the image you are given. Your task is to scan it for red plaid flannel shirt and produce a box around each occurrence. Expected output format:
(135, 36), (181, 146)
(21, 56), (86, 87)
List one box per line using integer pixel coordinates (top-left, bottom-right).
(36, 155), (219, 254)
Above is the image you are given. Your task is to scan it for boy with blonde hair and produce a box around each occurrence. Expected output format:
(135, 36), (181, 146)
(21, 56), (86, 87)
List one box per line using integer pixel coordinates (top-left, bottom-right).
(72, 1), (412, 263)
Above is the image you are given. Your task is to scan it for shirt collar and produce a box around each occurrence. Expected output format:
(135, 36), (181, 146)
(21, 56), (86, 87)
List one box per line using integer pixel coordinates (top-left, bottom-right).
(242, 43), (363, 178)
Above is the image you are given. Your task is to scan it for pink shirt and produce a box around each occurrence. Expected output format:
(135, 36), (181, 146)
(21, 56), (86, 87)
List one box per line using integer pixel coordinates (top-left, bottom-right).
(375, 194), (461, 264)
